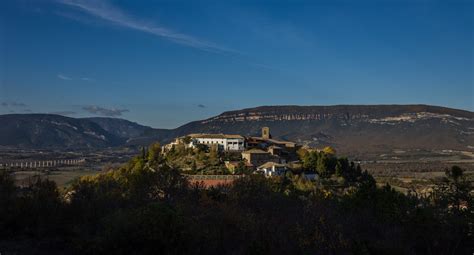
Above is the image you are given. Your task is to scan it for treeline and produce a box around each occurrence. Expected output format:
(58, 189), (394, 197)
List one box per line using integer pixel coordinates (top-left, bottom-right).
(0, 145), (472, 254)
(299, 148), (365, 178)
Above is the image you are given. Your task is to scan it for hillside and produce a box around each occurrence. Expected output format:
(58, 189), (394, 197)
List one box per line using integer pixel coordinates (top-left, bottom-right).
(85, 117), (153, 140)
(144, 104), (474, 155)
(0, 114), (124, 149)
(1, 105), (473, 155)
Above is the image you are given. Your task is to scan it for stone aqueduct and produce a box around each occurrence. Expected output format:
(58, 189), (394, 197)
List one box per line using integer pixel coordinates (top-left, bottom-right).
(0, 158), (86, 170)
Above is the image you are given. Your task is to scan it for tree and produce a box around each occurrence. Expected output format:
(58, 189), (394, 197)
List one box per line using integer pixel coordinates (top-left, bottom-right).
(445, 165), (463, 181)
(434, 166), (472, 212)
(194, 144), (208, 153)
(314, 151), (338, 177)
(297, 148), (309, 161)
(141, 146), (147, 160)
(302, 151), (318, 172)
(234, 161), (252, 175)
(182, 136), (192, 144)
(148, 142), (162, 163)
(356, 164), (362, 176)
(0, 170), (15, 203)
(428, 166), (473, 254)
(322, 146), (336, 155)
(335, 158), (349, 178)
(316, 152), (330, 177)
(208, 144), (219, 166)
(95, 202), (193, 254)
(0, 170), (17, 237)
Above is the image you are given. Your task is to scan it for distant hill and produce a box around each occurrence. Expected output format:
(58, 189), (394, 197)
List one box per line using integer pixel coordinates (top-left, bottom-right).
(85, 117), (153, 140)
(1, 105), (473, 155)
(0, 114), (124, 149)
(84, 117), (171, 147)
(139, 104), (474, 155)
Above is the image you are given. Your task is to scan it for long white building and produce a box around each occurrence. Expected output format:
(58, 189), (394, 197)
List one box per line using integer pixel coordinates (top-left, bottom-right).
(188, 134), (245, 151)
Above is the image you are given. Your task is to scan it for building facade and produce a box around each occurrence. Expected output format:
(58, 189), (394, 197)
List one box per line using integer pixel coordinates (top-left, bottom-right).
(188, 134), (245, 151)
(256, 162), (288, 177)
(241, 149), (280, 167)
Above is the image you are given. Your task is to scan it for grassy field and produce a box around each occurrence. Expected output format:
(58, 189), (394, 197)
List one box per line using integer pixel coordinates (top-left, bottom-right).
(373, 169), (474, 194)
(12, 169), (100, 188)
(10, 159), (474, 193)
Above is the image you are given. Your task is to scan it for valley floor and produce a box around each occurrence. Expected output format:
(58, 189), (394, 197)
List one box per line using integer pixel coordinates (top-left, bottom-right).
(3, 147), (474, 191)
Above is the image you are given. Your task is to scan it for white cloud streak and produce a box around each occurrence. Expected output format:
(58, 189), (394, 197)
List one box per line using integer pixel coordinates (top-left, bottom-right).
(81, 77), (94, 82)
(57, 74), (72, 80)
(57, 0), (237, 54)
(1, 102), (28, 108)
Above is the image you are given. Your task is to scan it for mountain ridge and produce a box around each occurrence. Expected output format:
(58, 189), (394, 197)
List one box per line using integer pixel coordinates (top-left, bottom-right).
(0, 114), (124, 149)
(136, 104), (474, 155)
(1, 105), (473, 154)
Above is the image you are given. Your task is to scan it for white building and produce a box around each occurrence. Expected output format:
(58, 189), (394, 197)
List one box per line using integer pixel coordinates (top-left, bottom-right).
(188, 134), (245, 151)
(256, 162), (288, 177)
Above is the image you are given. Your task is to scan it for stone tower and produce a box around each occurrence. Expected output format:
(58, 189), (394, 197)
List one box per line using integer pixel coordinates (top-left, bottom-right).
(262, 127), (271, 139)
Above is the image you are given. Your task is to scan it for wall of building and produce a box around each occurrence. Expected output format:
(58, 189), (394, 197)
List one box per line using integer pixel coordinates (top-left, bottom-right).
(192, 137), (244, 151)
(262, 127), (271, 139)
(242, 153), (279, 167)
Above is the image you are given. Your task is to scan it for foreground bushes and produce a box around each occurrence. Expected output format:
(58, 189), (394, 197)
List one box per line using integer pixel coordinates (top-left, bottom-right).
(0, 162), (472, 254)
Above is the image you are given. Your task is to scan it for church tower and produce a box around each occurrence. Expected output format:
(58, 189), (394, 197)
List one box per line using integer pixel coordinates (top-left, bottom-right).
(262, 127), (271, 139)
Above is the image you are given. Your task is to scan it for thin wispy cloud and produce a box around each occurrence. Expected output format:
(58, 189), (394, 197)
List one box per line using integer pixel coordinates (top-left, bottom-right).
(249, 62), (283, 72)
(11, 102), (27, 107)
(57, 0), (237, 54)
(81, 77), (95, 82)
(82, 105), (129, 117)
(57, 74), (72, 80)
(57, 74), (95, 81)
(1, 102), (28, 108)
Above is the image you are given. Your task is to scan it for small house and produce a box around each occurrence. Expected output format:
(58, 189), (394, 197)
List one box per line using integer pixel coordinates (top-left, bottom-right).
(256, 162), (288, 177)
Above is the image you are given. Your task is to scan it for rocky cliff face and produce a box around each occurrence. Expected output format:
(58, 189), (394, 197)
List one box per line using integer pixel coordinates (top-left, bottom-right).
(202, 105), (473, 124)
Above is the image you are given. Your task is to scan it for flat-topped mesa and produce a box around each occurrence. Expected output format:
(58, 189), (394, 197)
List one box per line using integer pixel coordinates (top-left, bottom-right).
(202, 113), (349, 123)
(201, 105), (474, 124)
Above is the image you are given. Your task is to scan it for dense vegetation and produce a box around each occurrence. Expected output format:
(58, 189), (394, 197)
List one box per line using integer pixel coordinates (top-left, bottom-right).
(160, 142), (244, 175)
(0, 144), (472, 254)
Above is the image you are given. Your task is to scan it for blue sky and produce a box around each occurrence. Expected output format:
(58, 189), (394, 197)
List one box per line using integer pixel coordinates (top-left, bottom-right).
(1, 0), (472, 128)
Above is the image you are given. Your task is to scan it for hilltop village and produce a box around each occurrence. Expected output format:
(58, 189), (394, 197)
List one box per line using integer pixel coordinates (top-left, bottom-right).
(161, 127), (318, 178)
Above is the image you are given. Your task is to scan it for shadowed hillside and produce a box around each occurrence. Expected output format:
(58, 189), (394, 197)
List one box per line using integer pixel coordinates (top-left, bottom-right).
(1, 105), (473, 155)
(138, 105), (474, 154)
